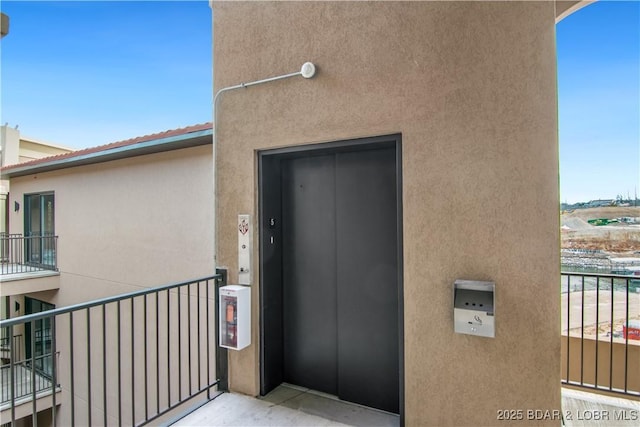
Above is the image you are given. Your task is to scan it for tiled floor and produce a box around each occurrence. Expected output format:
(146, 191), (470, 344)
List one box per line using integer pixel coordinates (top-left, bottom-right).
(561, 388), (639, 427)
(173, 384), (399, 427)
(174, 385), (638, 427)
(259, 384), (399, 427)
(172, 391), (346, 426)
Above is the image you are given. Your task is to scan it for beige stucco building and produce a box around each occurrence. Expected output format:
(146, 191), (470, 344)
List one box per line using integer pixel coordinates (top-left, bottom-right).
(1, 123), (215, 425)
(0, 126), (73, 235)
(1, 12), (9, 38)
(2, 122), (214, 300)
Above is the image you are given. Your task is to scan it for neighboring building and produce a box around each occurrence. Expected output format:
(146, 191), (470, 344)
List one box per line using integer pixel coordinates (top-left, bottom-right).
(1, 125), (73, 234)
(1, 12), (9, 38)
(0, 123), (214, 424)
(210, 1), (590, 426)
(586, 199), (616, 208)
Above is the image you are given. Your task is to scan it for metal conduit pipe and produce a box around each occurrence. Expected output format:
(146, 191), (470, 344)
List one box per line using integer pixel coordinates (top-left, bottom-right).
(212, 62), (316, 264)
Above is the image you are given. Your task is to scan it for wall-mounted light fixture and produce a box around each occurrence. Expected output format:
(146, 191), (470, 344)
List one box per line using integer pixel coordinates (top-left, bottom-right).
(212, 62), (318, 265)
(14, 201), (19, 212)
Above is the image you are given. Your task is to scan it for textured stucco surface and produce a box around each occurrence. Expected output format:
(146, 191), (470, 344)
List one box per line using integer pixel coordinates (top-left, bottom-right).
(9, 145), (215, 304)
(7, 145), (216, 425)
(213, 1), (561, 425)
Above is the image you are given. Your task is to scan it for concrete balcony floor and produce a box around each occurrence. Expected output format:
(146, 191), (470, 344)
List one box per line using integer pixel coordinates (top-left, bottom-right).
(174, 384), (398, 427)
(174, 385), (639, 426)
(0, 265), (59, 296)
(562, 388), (639, 427)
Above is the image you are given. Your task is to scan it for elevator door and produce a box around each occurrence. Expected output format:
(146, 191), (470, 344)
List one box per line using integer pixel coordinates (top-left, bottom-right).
(279, 147), (399, 414)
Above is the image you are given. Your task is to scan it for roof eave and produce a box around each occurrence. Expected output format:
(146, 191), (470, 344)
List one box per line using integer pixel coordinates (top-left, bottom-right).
(2, 128), (212, 179)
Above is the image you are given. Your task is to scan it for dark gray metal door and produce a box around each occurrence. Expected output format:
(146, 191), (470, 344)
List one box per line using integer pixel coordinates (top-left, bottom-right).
(282, 154), (338, 395)
(335, 149), (399, 413)
(260, 137), (402, 415)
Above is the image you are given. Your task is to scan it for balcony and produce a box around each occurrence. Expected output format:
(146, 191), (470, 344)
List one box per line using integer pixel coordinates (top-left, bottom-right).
(1, 233), (60, 296)
(0, 347), (61, 422)
(561, 272), (640, 397)
(0, 271), (227, 426)
(1, 271), (638, 426)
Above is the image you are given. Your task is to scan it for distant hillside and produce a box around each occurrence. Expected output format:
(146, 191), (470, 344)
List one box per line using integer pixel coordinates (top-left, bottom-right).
(562, 206), (640, 221)
(561, 206), (640, 255)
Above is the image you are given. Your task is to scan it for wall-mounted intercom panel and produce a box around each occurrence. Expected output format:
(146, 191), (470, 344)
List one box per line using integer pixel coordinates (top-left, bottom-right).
(238, 214), (251, 285)
(454, 279), (495, 338)
(219, 285), (251, 350)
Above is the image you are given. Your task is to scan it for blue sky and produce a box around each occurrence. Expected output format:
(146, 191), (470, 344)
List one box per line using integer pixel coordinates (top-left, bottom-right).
(1, 1), (638, 204)
(557, 0), (639, 204)
(1, 0), (211, 148)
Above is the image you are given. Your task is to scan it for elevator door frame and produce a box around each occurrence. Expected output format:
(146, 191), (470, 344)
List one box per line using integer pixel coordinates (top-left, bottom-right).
(258, 134), (404, 422)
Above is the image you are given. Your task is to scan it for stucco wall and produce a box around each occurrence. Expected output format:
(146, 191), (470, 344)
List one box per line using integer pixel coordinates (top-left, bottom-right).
(7, 145), (216, 425)
(214, 1), (560, 425)
(18, 139), (73, 164)
(9, 145), (215, 304)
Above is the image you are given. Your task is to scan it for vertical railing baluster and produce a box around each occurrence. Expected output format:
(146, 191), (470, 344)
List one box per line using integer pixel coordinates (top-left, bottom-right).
(167, 290), (171, 408)
(197, 281), (201, 391)
(580, 275), (585, 386)
(131, 297), (135, 426)
(117, 301), (122, 427)
(178, 286), (182, 402)
(566, 275), (571, 383)
(624, 277), (629, 393)
(144, 293), (149, 422)
(102, 304), (108, 427)
(10, 324), (16, 426)
(31, 320), (38, 427)
(87, 308), (92, 426)
(70, 312), (75, 427)
(215, 270), (228, 392)
(206, 279), (210, 399)
(51, 317), (58, 427)
(156, 292), (160, 415)
(188, 283), (192, 395)
(609, 276), (614, 391)
(595, 276), (600, 389)
(51, 316), (58, 427)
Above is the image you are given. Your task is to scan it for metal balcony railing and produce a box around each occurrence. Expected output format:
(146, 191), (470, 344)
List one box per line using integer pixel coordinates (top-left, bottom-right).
(0, 233), (59, 275)
(0, 352), (59, 406)
(0, 270), (229, 426)
(0, 334), (24, 362)
(561, 271), (640, 397)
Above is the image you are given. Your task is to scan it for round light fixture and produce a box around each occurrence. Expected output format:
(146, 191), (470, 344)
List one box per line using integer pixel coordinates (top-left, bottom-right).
(301, 62), (316, 79)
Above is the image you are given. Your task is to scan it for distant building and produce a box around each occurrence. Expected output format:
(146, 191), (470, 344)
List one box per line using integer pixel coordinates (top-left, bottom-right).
(0, 125), (73, 234)
(1, 12), (9, 38)
(586, 199), (615, 208)
(0, 123), (214, 424)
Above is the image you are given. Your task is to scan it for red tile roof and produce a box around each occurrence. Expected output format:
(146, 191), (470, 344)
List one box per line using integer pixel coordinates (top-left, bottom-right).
(1, 122), (213, 172)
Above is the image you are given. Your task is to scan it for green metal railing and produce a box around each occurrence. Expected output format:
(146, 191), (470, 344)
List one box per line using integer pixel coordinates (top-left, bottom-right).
(0, 270), (228, 426)
(561, 271), (640, 397)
